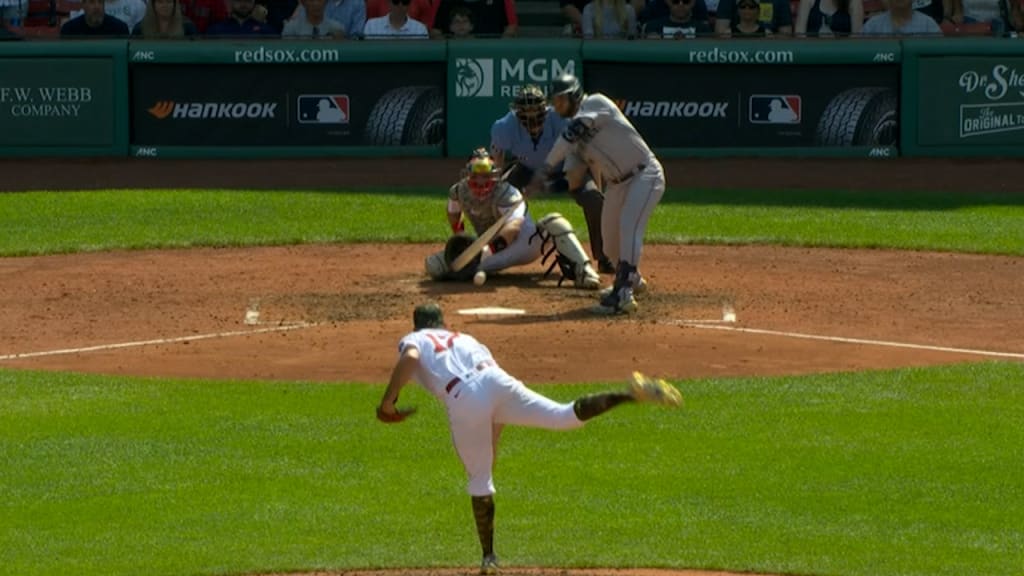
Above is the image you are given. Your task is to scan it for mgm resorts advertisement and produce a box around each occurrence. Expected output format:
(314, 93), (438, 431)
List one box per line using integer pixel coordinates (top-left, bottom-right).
(131, 63), (445, 148)
(584, 63), (899, 149)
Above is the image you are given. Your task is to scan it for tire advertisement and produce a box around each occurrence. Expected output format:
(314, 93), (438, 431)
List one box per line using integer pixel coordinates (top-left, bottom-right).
(583, 63), (899, 150)
(131, 63), (445, 148)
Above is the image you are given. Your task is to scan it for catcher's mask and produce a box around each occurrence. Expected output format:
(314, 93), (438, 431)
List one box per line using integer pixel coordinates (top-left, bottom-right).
(466, 149), (498, 198)
(513, 85), (547, 138)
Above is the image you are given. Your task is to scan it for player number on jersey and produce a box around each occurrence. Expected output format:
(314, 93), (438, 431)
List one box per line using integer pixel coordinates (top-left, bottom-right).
(425, 332), (460, 353)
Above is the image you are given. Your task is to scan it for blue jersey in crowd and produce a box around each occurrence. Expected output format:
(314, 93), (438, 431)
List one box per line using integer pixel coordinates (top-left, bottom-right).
(490, 108), (568, 172)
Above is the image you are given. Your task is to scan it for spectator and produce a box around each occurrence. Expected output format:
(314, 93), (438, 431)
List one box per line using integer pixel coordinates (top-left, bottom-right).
(560, 0), (587, 32)
(714, 0), (793, 35)
(447, 4), (473, 36)
(290, 0), (364, 36)
(861, 0), (943, 32)
(431, 0), (517, 37)
(178, 0), (228, 33)
(265, 0), (297, 31)
(207, 0), (278, 34)
(367, 0), (434, 27)
(911, 0), (945, 23)
(949, 0), (1005, 34)
(363, 0), (429, 36)
(1009, 0), (1024, 32)
(582, 0), (637, 37)
(730, 0), (771, 32)
(282, 0), (346, 36)
(796, 0), (863, 34)
(70, 0), (146, 28)
(1, 0), (27, 27)
(644, 0), (712, 36)
(634, 0), (710, 24)
(61, 0), (132, 35)
(132, 0), (198, 36)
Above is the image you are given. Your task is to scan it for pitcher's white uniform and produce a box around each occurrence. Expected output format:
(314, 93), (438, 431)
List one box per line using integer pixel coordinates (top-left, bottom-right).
(448, 179), (542, 273)
(545, 93), (665, 269)
(398, 328), (583, 496)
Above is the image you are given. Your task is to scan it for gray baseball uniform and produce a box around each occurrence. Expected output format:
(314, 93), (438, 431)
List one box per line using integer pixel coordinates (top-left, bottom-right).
(545, 93), (664, 269)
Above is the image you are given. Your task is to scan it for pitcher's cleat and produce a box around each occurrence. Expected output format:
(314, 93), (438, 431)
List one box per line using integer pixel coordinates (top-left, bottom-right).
(480, 553), (500, 575)
(630, 371), (683, 407)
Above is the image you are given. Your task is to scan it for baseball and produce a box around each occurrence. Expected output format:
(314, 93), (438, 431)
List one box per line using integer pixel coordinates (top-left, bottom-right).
(473, 270), (487, 286)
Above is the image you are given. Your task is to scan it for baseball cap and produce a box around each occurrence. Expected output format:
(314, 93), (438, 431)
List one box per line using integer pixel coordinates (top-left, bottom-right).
(413, 302), (445, 330)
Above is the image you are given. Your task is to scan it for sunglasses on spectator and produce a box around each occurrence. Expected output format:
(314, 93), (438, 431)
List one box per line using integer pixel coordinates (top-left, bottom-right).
(670, 0), (694, 5)
(391, 0), (412, 5)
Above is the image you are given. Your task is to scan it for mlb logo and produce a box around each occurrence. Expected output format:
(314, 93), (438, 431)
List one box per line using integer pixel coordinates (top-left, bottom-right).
(748, 95), (801, 124)
(298, 95), (350, 124)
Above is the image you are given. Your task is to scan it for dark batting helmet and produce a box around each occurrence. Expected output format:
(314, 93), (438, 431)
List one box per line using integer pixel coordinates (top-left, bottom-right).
(549, 74), (583, 107)
(512, 85), (547, 137)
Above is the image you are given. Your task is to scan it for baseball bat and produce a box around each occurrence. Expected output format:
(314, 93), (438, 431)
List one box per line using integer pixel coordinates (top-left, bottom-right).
(450, 198), (524, 273)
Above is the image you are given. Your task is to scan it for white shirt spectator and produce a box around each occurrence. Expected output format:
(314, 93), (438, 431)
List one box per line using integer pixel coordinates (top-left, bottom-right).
(363, 14), (428, 37)
(71, 0), (146, 28)
(862, 9), (942, 33)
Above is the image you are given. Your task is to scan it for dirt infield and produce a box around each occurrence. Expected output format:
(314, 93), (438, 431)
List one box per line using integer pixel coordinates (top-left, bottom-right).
(1, 157), (1022, 576)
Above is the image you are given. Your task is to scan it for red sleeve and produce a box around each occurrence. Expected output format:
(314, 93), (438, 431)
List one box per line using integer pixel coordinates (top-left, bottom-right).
(504, 0), (518, 26)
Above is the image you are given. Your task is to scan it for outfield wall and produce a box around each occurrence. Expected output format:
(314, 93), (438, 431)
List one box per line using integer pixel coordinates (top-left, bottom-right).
(2, 39), (1024, 158)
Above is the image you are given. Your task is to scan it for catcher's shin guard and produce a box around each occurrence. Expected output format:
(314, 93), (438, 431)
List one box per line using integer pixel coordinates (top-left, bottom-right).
(536, 213), (601, 289)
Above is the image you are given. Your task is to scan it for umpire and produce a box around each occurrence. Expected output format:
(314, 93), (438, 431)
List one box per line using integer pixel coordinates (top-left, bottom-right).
(489, 85), (614, 274)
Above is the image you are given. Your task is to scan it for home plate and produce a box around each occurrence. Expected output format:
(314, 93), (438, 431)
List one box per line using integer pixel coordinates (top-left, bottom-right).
(457, 307), (527, 316)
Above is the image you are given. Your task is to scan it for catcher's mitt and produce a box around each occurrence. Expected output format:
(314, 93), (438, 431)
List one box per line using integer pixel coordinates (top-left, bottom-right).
(376, 405), (417, 424)
(444, 233), (481, 281)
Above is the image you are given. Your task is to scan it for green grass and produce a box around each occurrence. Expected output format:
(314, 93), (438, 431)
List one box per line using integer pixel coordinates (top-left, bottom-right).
(2, 363), (1022, 576)
(1, 188), (1023, 256)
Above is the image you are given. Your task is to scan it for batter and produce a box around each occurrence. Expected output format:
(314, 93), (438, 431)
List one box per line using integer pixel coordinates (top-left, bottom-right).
(377, 302), (683, 575)
(538, 74), (666, 314)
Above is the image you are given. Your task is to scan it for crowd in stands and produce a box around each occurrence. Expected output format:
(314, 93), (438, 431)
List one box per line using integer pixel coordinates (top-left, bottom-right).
(1, 0), (1022, 39)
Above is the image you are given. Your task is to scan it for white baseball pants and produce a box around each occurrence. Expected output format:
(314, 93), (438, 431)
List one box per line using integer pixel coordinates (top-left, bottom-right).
(444, 367), (583, 496)
(476, 216), (544, 274)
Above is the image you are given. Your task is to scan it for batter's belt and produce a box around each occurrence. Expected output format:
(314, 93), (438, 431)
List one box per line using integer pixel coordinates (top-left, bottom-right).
(606, 163), (646, 186)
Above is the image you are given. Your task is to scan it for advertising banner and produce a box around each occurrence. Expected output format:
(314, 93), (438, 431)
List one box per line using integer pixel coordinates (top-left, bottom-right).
(131, 63), (445, 148)
(916, 56), (1024, 147)
(0, 58), (116, 148)
(584, 63), (900, 152)
(447, 39), (582, 158)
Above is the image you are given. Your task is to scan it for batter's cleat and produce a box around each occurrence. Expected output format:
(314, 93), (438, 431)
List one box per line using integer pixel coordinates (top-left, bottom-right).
(599, 277), (647, 300)
(598, 258), (616, 275)
(600, 286), (639, 314)
(480, 553), (500, 575)
(630, 371), (683, 407)
(575, 263), (602, 290)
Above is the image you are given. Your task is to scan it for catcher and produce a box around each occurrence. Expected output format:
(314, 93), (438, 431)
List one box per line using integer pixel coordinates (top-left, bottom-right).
(377, 302), (683, 575)
(424, 148), (601, 290)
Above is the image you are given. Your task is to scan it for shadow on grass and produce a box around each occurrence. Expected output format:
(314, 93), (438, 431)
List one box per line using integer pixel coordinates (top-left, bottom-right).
(285, 186), (1024, 211)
